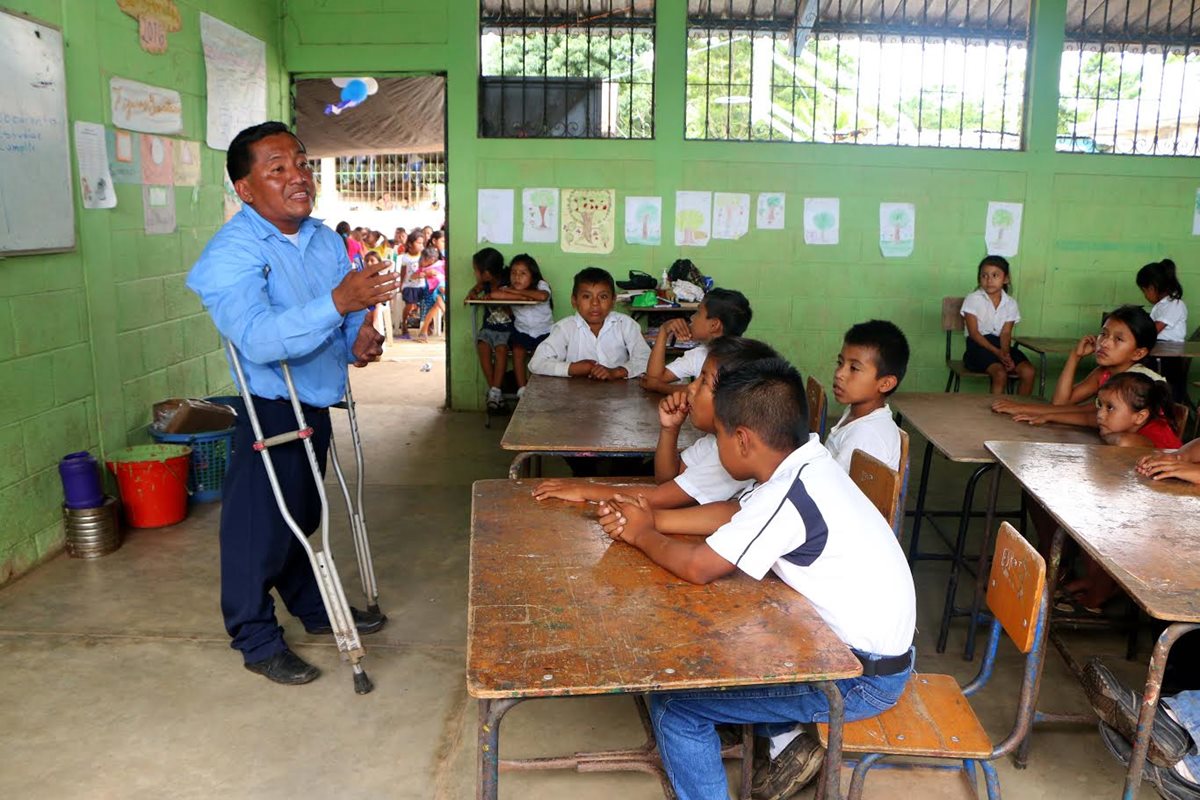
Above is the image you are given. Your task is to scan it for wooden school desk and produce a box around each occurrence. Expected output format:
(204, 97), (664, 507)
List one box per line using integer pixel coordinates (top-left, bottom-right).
(468, 479), (863, 800)
(984, 441), (1200, 800)
(1015, 335), (1200, 397)
(890, 393), (1097, 658)
(501, 374), (702, 478)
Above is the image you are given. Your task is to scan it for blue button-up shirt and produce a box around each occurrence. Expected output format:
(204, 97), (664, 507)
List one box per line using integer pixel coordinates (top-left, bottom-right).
(187, 204), (367, 408)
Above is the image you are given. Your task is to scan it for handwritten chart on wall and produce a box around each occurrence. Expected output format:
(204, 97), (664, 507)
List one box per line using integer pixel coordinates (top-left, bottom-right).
(0, 11), (75, 255)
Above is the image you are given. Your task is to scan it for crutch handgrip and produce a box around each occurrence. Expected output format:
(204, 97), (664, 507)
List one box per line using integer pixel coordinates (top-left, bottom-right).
(253, 427), (314, 451)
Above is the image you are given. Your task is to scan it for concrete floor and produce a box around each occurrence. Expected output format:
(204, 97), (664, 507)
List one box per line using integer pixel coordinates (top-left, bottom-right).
(0, 353), (1156, 799)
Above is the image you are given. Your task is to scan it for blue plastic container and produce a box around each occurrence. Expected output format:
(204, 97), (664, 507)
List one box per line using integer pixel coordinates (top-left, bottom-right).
(58, 451), (104, 509)
(148, 427), (235, 503)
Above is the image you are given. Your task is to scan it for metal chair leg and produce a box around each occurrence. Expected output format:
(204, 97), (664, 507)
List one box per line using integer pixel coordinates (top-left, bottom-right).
(981, 759), (1002, 800)
(846, 753), (885, 800)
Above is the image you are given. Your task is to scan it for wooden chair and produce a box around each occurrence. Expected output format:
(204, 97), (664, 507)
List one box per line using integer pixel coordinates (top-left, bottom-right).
(848, 429), (909, 536)
(806, 376), (828, 439)
(942, 297), (1017, 393)
(818, 523), (1048, 800)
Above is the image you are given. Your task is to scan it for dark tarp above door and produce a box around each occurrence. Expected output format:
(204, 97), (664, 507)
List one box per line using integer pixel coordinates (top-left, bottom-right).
(294, 76), (445, 158)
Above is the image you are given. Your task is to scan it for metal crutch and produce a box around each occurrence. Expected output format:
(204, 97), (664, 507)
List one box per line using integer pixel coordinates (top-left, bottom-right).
(226, 340), (374, 695)
(328, 376), (384, 618)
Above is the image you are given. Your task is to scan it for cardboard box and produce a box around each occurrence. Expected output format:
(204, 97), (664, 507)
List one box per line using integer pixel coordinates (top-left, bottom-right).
(152, 398), (237, 434)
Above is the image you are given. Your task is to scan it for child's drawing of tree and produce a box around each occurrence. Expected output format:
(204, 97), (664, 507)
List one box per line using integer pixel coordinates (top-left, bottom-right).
(636, 203), (657, 241)
(888, 208), (911, 242)
(567, 191), (610, 247)
(764, 194), (783, 225)
(528, 188), (555, 229)
(676, 209), (707, 245)
(991, 207), (1014, 242)
(813, 211), (836, 243)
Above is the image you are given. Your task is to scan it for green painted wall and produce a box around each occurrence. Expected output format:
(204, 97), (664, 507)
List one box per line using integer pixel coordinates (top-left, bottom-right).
(0, 0), (288, 583)
(285, 0), (1200, 412)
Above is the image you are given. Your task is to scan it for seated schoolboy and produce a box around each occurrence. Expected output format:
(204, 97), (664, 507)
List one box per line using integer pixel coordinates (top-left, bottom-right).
(640, 288), (753, 394)
(532, 336), (778, 508)
(595, 358), (917, 800)
(529, 266), (651, 380)
(825, 320), (910, 473)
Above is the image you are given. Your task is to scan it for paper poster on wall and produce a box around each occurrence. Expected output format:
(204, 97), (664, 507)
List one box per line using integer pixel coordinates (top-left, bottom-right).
(561, 189), (616, 254)
(477, 189), (514, 244)
(173, 140), (201, 186)
(200, 14), (268, 151)
(756, 193), (786, 230)
(140, 134), (174, 185)
(624, 196), (662, 245)
(879, 203), (916, 258)
(712, 192), (751, 240)
(675, 191), (712, 247)
(73, 122), (117, 210)
(984, 201), (1023, 257)
(804, 198), (840, 245)
(1193, 189), (1200, 236)
(110, 77), (183, 134)
(143, 185), (176, 234)
(521, 188), (559, 243)
(222, 173), (242, 222)
(106, 129), (141, 184)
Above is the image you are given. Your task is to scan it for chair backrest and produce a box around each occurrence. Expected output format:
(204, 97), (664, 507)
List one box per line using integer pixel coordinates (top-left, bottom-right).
(893, 429), (910, 536)
(805, 376), (827, 438)
(849, 449), (900, 531)
(986, 522), (1046, 654)
(1172, 403), (1190, 438)
(942, 297), (965, 360)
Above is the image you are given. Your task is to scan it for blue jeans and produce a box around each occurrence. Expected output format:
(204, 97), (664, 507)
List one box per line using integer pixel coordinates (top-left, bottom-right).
(649, 655), (912, 800)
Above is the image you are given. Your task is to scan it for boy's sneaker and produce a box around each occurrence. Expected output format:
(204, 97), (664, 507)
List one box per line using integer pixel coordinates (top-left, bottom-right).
(486, 387), (502, 410)
(1083, 657), (1192, 768)
(517, 386), (526, 399)
(1099, 723), (1200, 800)
(751, 730), (825, 800)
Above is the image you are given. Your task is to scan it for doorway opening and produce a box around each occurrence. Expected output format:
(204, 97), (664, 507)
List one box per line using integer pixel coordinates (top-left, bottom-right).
(294, 74), (449, 410)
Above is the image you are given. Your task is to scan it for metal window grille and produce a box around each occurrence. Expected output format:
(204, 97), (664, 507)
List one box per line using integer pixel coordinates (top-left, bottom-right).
(1058, 0), (1200, 156)
(479, 0), (656, 138)
(312, 153), (446, 208)
(686, 1), (1030, 149)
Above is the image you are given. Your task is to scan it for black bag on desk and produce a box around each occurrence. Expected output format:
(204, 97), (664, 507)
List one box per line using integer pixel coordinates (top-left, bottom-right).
(668, 259), (705, 288)
(616, 270), (657, 290)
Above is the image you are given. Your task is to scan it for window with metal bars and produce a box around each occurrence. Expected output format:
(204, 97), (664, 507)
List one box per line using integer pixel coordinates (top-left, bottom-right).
(478, 1), (656, 138)
(312, 153), (446, 208)
(686, 1), (1030, 149)
(1058, 0), (1200, 156)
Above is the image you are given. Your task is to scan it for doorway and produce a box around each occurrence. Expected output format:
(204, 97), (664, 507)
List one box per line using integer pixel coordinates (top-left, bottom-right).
(293, 74), (449, 409)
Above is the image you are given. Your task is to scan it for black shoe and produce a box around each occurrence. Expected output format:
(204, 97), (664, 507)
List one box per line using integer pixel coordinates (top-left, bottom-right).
(304, 606), (387, 636)
(751, 729), (825, 800)
(1083, 658), (1192, 768)
(244, 649), (321, 685)
(1099, 723), (1200, 800)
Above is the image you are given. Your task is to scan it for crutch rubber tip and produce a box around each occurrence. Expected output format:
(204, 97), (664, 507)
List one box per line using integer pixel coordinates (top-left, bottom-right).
(354, 671), (375, 695)
(366, 604), (386, 620)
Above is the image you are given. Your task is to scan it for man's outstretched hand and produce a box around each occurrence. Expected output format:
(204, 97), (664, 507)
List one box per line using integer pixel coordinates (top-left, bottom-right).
(332, 260), (396, 315)
(351, 321), (385, 367)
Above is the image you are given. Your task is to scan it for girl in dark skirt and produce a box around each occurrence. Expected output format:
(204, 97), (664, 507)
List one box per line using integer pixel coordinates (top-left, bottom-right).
(961, 255), (1036, 394)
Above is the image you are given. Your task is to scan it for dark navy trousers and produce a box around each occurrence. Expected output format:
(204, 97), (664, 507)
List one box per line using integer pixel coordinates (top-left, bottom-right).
(220, 396), (332, 663)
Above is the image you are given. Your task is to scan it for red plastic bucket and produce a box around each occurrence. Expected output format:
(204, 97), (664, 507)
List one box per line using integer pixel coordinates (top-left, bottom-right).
(106, 444), (192, 528)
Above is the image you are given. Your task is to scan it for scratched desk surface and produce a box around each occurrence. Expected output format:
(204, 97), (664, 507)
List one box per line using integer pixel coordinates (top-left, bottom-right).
(986, 441), (1200, 623)
(891, 392), (1099, 463)
(501, 374), (702, 454)
(467, 480), (862, 699)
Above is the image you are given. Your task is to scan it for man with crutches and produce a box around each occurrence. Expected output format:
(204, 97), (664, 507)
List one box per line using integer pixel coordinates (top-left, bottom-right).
(187, 122), (394, 686)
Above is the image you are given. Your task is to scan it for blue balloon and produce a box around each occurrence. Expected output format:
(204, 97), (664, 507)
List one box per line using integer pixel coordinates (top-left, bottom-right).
(341, 79), (369, 104)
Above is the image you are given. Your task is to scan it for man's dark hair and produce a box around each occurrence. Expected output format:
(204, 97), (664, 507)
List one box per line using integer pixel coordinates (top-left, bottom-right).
(843, 320), (910, 395)
(226, 121), (298, 183)
(573, 266), (615, 296)
(702, 288), (753, 336)
(714, 358), (809, 452)
(707, 336), (780, 377)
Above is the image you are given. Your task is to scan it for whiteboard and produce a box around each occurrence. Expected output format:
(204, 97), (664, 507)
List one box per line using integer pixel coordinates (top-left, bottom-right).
(0, 11), (75, 255)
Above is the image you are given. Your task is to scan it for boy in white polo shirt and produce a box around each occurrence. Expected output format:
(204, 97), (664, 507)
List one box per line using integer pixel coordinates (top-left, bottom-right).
(825, 320), (910, 473)
(597, 359), (916, 800)
(532, 337), (776, 510)
(641, 288), (753, 394)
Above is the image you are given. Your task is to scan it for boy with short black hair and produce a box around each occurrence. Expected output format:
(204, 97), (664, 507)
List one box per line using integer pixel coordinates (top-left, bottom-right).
(641, 288), (753, 394)
(597, 358), (916, 800)
(825, 319), (910, 473)
(529, 266), (650, 380)
(533, 336), (778, 509)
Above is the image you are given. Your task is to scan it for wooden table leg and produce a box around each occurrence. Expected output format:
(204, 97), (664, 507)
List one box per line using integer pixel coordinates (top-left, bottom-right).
(1122, 623), (1200, 800)
(478, 697), (522, 800)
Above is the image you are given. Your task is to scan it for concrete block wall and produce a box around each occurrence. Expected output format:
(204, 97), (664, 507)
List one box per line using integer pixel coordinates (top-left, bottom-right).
(284, 0), (1200, 411)
(0, 0), (288, 584)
